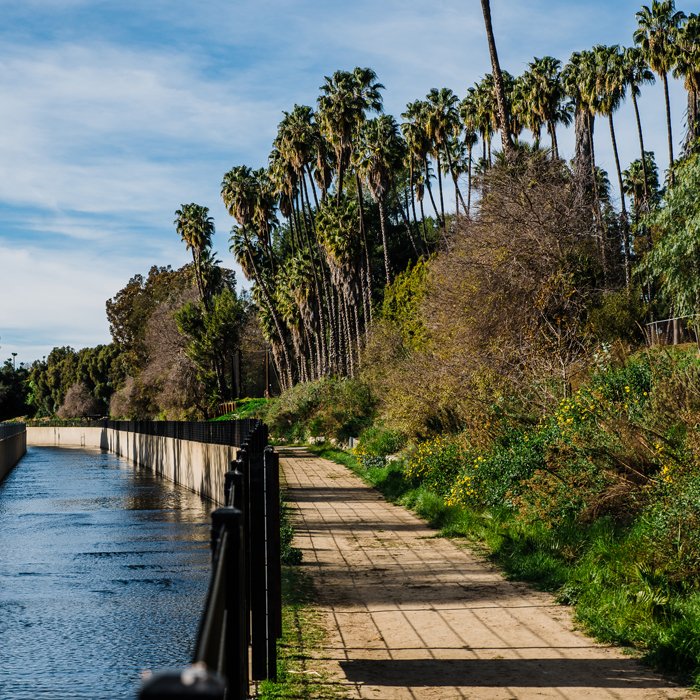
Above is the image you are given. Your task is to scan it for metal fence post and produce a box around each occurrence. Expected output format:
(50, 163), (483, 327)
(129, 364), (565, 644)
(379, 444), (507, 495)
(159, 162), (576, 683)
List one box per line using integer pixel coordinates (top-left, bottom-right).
(265, 447), (283, 643)
(202, 507), (248, 699)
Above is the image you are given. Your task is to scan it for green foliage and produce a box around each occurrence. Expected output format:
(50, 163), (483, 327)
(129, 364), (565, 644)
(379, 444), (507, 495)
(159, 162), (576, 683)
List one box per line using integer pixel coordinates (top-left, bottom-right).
(28, 344), (123, 417)
(176, 287), (245, 407)
(353, 425), (407, 469)
(0, 360), (30, 420)
(213, 397), (269, 421)
(404, 434), (470, 497)
(265, 377), (375, 443)
(587, 288), (647, 343)
(380, 260), (429, 350)
(642, 151), (700, 316)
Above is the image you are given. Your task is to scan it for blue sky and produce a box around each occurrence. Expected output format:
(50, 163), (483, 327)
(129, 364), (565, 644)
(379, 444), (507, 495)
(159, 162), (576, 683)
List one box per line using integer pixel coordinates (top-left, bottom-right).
(0, 0), (691, 365)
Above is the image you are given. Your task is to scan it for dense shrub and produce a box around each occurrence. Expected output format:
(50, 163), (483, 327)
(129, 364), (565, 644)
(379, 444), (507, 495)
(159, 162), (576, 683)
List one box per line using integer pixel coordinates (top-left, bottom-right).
(265, 377), (375, 443)
(353, 425), (407, 469)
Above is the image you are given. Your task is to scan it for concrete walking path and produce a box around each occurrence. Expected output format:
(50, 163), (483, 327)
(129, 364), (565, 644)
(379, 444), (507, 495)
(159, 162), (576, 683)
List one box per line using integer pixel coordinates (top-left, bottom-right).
(280, 447), (695, 700)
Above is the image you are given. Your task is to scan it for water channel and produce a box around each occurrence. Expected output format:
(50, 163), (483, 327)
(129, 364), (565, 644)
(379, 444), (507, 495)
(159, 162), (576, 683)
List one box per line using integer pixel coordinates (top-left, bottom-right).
(0, 446), (212, 699)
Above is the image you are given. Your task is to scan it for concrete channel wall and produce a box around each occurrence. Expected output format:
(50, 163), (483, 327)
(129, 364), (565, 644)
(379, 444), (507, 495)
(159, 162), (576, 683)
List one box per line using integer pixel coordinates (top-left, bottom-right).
(0, 430), (27, 483)
(27, 426), (236, 504)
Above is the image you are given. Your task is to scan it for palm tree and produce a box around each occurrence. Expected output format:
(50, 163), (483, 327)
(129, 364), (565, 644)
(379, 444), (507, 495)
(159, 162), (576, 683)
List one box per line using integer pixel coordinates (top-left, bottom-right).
(174, 203), (215, 307)
(527, 56), (571, 158)
(402, 100), (443, 227)
(425, 88), (467, 215)
(357, 115), (406, 285)
(594, 44), (632, 286)
(317, 67), (384, 201)
(223, 168), (294, 386)
(634, 0), (686, 177)
(459, 94), (479, 216)
(563, 50), (608, 276)
(479, 0), (515, 155)
(622, 47), (656, 198)
(563, 51), (597, 194)
(674, 13), (700, 150)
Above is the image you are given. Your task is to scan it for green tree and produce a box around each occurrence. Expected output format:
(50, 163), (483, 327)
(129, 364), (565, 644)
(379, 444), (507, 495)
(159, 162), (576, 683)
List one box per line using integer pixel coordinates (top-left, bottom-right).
(674, 13), (700, 150)
(357, 115), (406, 285)
(634, 0), (686, 176)
(642, 151), (700, 318)
(174, 203), (215, 307)
(623, 47), (656, 199)
(176, 287), (245, 406)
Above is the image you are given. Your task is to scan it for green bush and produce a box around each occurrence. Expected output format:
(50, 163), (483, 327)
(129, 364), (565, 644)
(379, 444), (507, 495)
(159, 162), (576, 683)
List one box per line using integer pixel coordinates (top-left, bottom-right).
(264, 377), (375, 443)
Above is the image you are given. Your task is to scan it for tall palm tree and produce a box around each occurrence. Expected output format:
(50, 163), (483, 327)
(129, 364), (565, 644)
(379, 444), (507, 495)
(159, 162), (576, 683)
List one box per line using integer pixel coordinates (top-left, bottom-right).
(622, 47), (656, 198)
(402, 100), (443, 227)
(634, 0), (686, 177)
(223, 168), (294, 386)
(563, 50), (608, 276)
(674, 13), (700, 150)
(425, 88), (467, 215)
(527, 56), (571, 159)
(317, 67), (383, 201)
(357, 115), (406, 285)
(594, 44), (632, 286)
(174, 203), (215, 307)
(479, 0), (515, 155)
(459, 94), (479, 216)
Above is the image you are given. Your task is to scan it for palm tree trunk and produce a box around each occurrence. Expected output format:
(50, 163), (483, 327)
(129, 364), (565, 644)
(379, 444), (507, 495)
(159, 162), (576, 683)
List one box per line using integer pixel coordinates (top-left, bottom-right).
(480, 0), (514, 155)
(398, 193), (420, 257)
(340, 293), (354, 377)
(587, 111), (606, 282)
(630, 91), (650, 201)
(305, 165), (321, 210)
(243, 240), (294, 387)
(423, 157), (443, 226)
(548, 120), (559, 160)
(354, 171), (373, 328)
(608, 113), (630, 288)
(467, 142), (473, 218)
(662, 71), (675, 184)
(443, 144), (467, 213)
(419, 197), (428, 244)
(378, 198), (392, 285)
(299, 177), (329, 373)
(435, 152), (446, 227)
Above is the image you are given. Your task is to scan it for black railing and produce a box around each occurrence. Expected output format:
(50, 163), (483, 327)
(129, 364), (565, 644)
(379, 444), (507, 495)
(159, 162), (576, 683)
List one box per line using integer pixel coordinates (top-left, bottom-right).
(139, 421), (282, 700)
(106, 419), (257, 446)
(0, 422), (26, 440)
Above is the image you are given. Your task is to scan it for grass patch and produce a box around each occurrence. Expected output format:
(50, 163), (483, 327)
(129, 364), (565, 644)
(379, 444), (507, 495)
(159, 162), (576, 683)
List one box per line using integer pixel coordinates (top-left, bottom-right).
(214, 397), (269, 421)
(306, 444), (360, 471)
(257, 566), (341, 699)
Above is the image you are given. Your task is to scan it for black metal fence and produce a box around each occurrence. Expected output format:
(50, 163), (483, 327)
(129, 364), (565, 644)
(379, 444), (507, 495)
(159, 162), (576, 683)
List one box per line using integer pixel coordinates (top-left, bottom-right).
(106, 419), (257, 446)
(139, 421), (282, 699)
(0, 422), (26, 440)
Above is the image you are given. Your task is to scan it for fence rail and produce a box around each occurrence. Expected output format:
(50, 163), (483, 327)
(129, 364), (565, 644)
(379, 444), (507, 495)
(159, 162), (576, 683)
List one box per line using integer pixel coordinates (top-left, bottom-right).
(645, 315), (699, 347)
(26, 418), (257, 446)
(106, 419), (257, 446)
(138, 420), (281, 700)
(0, 422), (26, 440)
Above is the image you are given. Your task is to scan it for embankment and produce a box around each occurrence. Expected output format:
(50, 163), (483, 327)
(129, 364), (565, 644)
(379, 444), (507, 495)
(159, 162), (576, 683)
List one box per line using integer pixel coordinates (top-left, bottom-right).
(27, 424), (245, 504)
(0, 424), (27, 483)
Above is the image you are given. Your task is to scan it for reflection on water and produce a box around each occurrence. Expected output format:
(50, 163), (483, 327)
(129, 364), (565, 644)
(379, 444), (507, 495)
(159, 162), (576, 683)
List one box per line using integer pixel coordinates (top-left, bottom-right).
(0, 446), (212, 699)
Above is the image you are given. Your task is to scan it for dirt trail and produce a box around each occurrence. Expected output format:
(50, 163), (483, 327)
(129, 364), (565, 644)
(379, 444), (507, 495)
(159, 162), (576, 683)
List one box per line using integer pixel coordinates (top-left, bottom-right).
(280, 447), (695, 700)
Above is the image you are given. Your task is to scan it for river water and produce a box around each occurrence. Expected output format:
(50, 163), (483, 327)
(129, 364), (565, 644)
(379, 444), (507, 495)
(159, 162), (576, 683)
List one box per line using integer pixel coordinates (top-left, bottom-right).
(0, 446), (212, 699)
